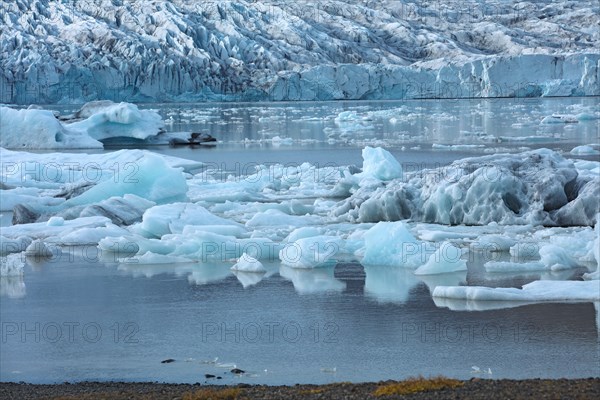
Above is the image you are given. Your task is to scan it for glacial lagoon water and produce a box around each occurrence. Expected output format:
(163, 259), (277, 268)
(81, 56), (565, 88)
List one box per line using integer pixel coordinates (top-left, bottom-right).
(1, 98), (599, 384)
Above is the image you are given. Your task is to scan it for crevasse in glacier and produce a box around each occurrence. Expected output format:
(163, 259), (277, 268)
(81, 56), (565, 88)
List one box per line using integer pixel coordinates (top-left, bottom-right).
(1, 0), (598, 103)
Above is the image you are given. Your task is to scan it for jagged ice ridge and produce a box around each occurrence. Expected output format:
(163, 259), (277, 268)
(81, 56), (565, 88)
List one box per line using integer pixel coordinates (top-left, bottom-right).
(1, 0), (599, 103)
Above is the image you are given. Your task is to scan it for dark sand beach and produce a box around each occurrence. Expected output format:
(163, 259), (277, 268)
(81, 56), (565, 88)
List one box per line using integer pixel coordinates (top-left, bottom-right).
(2, 378), (599, 399)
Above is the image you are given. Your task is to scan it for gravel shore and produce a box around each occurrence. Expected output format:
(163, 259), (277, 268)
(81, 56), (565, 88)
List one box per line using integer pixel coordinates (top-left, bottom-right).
(1, 378), (599, 400)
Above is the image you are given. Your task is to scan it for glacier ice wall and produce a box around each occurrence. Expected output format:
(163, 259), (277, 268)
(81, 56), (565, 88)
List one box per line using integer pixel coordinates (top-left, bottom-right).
(1, 0), (598, 104)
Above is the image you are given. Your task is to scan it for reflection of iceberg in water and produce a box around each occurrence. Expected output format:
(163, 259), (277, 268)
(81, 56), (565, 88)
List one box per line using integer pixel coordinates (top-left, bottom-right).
(279, 265), (345, 294)
(417, 271), (467, 295)
(0, 277), (26, 299)
(363, 266), (420, 304)
(116, 262), (198, 279)
(116, 262), (233, 285)
(233, 271), (266, 288)
(187, 264), (233, 285)
(433, 297), (537, 312)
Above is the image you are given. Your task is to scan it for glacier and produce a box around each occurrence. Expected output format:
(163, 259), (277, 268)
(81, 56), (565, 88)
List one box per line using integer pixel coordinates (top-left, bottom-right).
(1, 0), (599, 104)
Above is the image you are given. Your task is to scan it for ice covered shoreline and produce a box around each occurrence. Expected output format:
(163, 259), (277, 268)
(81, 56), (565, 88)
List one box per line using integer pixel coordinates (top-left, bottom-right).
(1, 0), (599, 104)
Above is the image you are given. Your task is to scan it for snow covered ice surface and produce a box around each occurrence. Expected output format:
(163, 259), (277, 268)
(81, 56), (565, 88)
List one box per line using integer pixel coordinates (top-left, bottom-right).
(1, 1), (599, 103)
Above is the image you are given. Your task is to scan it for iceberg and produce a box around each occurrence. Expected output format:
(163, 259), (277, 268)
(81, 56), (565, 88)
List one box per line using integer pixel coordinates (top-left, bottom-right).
(359, 146), (403, 181)
(0, 107), (102, 149)
(361, 221), (421, 267)
(66, 101), (164, 142)
(570, 145), (600, 156)
(0, 101), (164, 149)
(334, 147), (600, 227)
(414, 242), (467, 275)
(279, 236), (341, 269)
(231, 253), (266, 273)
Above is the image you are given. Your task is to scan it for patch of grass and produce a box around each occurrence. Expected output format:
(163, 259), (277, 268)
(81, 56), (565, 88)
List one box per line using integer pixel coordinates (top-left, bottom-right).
(182, 387), (242, 400)
(297, 388), (325, 395)
(373, 376), (464, 397)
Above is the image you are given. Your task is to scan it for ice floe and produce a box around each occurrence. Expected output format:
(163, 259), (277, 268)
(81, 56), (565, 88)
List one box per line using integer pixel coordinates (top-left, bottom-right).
(433, 280), (599, 302)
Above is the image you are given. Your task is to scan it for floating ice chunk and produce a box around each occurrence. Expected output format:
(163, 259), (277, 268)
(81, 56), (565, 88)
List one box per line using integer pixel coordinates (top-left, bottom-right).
(432, 144), (485, 150)
(1, 216), (115, 241)
(59, 224), (130, 245)
(0, 102), (164, 149)
(0, 107), (103, 149)
(359, 146), (403, 181)
(570, 145), (600, 155)
(135, 203), (240, 238)
(279, 236), (341, 268)
(24, 240), (52, 258)
(0, 254), (25, 277)
(541, 114), (578, 124)
(68, 101), (164, 142)
(433, 280), (600, 301)
(335, 111), (362, 122)
(575, 112), (599, 121)
(231, 253), (266, 273)
(362, 221), (421, 267)
(270, 136), (293, 146)
(414, 242), (467, 275)
(538, 244), (580, 270)
(65, 153), (187, 206)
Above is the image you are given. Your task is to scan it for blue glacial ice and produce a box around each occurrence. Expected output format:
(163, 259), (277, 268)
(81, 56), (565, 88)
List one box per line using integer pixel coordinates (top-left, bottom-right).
(1, 1), (598, 104)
